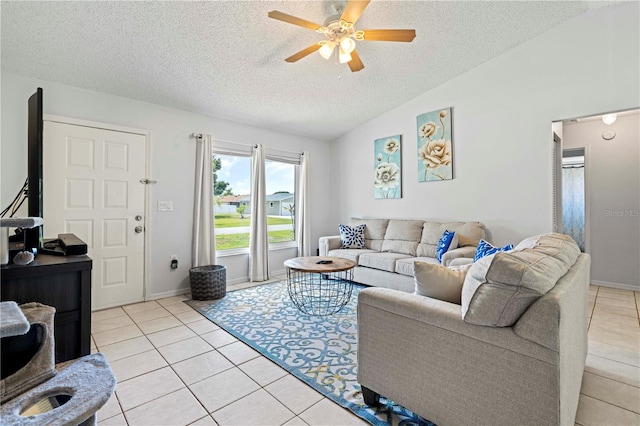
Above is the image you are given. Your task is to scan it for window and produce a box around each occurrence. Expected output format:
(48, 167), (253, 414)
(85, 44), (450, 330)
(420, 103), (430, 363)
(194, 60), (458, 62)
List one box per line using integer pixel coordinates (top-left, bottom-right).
(212, 154), (297, 252)
(266, 160), (296, 247)
(213, 154), (251, 251)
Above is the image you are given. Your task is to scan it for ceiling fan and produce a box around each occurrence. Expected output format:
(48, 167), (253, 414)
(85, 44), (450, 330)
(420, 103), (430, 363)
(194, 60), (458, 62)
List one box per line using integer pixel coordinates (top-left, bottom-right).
(268, 0), (416, 72)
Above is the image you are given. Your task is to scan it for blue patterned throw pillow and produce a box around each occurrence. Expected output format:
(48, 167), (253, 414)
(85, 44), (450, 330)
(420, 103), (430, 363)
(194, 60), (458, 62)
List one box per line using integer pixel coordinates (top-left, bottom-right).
(474, 239), (514, 262)
(436, 230), (458, 263)
(338, 224), (366, 249)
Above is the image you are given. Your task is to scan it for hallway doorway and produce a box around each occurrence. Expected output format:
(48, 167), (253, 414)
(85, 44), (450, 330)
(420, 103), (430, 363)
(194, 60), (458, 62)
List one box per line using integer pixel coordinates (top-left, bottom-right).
(553, 109), (639, 289)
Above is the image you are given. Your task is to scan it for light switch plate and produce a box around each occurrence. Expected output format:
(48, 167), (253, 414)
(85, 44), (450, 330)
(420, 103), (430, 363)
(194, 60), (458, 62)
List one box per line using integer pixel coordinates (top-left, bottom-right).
(158, 201), (173, 212)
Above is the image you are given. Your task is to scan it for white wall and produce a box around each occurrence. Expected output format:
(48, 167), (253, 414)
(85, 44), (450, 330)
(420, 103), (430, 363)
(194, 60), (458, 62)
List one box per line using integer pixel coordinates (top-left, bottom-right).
(563, 113), (639, 289)
(329, 3), (639, 251)
(1, 73), (335, 299)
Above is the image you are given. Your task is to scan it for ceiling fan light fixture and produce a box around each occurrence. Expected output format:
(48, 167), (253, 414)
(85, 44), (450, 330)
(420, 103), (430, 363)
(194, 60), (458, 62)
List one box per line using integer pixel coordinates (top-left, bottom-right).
(340, 37), (356, 54)
(268, 0), (417, 73)
(338, 46), (352, 63)
(319, 41), (336, 60)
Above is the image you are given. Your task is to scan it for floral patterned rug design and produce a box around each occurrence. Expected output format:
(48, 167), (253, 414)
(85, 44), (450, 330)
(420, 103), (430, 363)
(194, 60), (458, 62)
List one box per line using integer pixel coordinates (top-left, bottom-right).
(186, 281), (434, 426)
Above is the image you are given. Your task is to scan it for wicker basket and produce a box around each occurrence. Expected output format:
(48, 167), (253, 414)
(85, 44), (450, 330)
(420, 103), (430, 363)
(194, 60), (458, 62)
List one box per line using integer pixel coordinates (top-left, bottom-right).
(189, 265), (226, 300)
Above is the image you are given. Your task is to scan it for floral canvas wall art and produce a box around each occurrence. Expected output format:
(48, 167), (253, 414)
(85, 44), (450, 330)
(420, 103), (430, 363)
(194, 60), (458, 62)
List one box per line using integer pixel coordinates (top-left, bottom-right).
(374, 135), (402, 199)
(417, 107), (453, 181)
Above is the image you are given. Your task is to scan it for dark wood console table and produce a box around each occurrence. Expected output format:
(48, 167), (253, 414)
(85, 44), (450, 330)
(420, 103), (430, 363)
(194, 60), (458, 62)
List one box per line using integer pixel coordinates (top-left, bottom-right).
(1, 254), (92, 363)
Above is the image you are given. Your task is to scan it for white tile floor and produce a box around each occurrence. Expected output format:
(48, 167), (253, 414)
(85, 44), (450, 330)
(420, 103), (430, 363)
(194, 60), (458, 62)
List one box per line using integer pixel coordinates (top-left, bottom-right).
(93, 279), (640, 425)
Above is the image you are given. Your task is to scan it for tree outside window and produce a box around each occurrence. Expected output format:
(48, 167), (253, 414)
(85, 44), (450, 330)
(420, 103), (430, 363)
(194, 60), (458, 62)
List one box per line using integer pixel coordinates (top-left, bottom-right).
(212, 154), (296, 251)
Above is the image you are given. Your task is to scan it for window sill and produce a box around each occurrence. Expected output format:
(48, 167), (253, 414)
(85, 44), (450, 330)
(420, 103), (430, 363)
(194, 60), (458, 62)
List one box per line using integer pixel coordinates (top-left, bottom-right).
(270, 241), (297, 250)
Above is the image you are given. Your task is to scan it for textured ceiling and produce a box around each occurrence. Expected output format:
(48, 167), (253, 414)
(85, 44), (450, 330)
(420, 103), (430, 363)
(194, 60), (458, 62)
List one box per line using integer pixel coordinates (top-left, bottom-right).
(1, 1), (614, 141)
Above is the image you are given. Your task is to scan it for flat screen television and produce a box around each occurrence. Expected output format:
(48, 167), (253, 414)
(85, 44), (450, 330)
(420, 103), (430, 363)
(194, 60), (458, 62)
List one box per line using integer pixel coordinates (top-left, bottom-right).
(25, 88), (44, 253)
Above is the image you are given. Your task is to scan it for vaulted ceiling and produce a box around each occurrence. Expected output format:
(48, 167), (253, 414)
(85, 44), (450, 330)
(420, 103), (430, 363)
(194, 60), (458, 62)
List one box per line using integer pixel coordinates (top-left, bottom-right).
(1, 1), (615, 141)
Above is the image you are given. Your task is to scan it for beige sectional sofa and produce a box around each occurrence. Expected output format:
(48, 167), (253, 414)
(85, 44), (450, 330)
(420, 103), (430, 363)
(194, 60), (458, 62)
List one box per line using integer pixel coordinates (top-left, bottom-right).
(319, 218), (486, 292)
(357, 233), (590, 426)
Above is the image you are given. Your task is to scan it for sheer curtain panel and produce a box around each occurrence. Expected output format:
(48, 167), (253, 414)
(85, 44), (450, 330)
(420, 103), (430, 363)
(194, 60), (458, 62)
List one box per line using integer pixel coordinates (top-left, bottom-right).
(562, 166), (585, 251)
(250, 144), (269, 281)
(296, 152), (311, 256)
(192, 134), (216, 267)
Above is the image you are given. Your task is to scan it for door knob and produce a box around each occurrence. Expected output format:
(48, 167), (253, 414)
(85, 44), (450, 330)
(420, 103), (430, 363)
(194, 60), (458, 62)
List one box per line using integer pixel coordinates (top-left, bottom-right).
(135, 215), (143, 221)
(134, 226), (143, 234)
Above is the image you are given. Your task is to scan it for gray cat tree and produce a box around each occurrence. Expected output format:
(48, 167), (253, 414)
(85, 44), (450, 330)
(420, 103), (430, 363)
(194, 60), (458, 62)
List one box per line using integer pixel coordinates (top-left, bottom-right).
(0, 301), (116, 425)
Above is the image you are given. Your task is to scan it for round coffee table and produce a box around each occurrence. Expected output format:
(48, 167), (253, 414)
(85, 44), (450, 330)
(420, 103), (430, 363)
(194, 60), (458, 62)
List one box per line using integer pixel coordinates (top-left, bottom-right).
(284, 256), (356, 316)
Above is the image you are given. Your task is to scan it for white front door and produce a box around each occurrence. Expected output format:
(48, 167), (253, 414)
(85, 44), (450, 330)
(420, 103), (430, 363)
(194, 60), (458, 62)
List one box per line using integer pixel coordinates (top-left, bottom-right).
(43, 120), (147, 310)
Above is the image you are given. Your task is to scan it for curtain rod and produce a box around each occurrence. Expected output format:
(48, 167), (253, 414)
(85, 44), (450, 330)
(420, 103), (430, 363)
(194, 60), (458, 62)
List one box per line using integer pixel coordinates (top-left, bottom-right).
(190, 133), (303, 156)
(190, 133), (257, 148)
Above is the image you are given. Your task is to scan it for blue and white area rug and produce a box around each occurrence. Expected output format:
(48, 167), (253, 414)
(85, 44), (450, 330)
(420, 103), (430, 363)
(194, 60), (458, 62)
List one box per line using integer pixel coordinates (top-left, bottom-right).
(186, 281), (434, 426)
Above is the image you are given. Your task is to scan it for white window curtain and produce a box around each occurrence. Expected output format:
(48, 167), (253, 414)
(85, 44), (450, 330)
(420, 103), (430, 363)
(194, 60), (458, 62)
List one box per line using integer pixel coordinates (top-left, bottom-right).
(192, 134), (216, 267)
(296, 152), (311, 256)
(249, 144), (269, 281)
(562, 165), (586, 251)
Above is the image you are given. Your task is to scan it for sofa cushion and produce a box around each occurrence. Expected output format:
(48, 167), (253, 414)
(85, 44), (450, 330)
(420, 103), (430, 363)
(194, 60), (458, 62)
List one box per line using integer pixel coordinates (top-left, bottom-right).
(327, 248), (377, 263)
(457, 234), (479, 247)
(349, 218), (389, 251)
(414, 261), (472, 304)
(417, 222), (486, 258)
(339, 223), (366, 249)
(436, 230), (458, 263)
(473, 239), (514, 262)
(395, 257), (440, 276)
(381, 219), (424, 256)
(358, 252), (412, 273)
(461, 233), (581, 327)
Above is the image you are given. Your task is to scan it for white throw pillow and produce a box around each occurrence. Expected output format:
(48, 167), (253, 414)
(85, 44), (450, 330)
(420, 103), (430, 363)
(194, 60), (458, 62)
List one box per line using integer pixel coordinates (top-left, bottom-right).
(414, 261), (472, 305)
(338, 224), (366, 249)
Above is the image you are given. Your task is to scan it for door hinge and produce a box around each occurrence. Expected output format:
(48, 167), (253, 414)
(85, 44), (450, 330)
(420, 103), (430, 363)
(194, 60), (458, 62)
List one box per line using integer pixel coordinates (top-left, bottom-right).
(139, 179), (157, 184)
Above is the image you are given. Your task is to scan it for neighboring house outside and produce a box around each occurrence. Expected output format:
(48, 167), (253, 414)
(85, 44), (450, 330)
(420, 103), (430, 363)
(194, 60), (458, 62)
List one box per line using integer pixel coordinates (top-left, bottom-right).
(216, 194), (249, 214)
(236, 192), (295, 216)
(267, 192), (295, 216)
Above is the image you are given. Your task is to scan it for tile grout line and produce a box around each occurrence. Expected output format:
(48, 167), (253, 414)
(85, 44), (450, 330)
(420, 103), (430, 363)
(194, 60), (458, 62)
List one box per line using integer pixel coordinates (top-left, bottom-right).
(578, 392), (640, 416)
(582, 369), (640, 389)
(104, 302), (248, 424)
(96, 290), (274, 424)
(96, 283), (638, 425)
(585, 356), (640, 384)
(110, 318), (209, 422)
(124, 298), (311, 425)
(199, 310), (358, 423)
(95, 305), (201, 425)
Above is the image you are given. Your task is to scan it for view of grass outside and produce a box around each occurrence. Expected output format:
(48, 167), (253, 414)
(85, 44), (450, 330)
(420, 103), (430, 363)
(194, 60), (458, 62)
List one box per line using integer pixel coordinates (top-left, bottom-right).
(215, 214), (293, 227)
(212, 153), (296, 251)
(214, 213), (294, 250)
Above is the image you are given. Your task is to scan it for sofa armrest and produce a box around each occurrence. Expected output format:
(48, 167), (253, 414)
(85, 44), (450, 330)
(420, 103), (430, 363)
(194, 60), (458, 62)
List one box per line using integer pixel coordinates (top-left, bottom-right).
(441, 246), (476, 266)
(318, 235), (341, 256)
(357, 287), (555, 366)
(357, 288), (559, 425)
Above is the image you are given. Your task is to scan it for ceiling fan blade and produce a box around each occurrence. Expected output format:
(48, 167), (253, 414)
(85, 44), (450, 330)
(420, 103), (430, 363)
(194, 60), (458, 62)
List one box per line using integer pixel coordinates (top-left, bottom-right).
(348, 50), (364, 72)
(268, 10), (322, 31)
(285, 44), (322, 63)
(362, 29), (416, 42)
(340, 0), (371, 25)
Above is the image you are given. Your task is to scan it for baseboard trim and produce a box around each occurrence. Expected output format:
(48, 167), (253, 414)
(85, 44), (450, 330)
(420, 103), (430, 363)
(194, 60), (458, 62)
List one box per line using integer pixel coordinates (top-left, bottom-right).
(147, 269), (288, 300)
(226, 269), (286, 286)
(271, 268), (286, 277)
(146, 288), (190, 301)
(591, 280), (639, 292)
